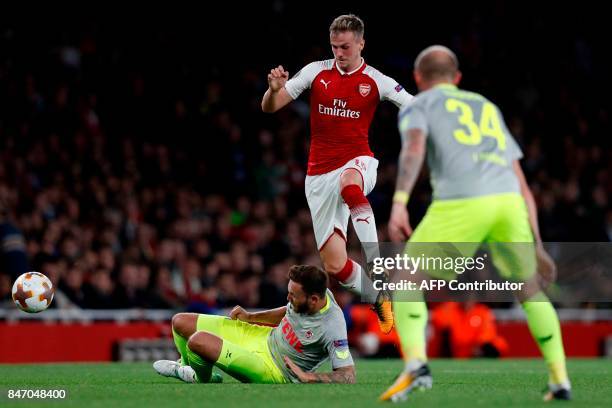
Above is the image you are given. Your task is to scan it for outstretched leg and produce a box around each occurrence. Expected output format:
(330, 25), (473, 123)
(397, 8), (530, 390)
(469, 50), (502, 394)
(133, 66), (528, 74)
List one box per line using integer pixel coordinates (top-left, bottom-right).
(320, 232), (363, 293)
(336, 168), (393, 333)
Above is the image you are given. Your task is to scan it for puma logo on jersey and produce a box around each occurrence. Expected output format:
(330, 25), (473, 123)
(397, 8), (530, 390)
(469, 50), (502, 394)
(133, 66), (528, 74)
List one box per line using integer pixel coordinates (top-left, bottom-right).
(356, 216), (371, 224)
(320, 79), (331, 89)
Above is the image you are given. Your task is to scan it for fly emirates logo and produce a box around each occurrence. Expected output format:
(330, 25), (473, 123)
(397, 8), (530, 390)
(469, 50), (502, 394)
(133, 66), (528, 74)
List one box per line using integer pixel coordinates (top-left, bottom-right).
(319, 98), (360, 119)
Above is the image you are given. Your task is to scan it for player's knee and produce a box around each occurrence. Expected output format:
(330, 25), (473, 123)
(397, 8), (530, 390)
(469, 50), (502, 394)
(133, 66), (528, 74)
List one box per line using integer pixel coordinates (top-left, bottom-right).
(172, 313), (196, 338)
(323, 257), (347, 275)
(187, 331), (220, 362)
(339, 169), (363, 190)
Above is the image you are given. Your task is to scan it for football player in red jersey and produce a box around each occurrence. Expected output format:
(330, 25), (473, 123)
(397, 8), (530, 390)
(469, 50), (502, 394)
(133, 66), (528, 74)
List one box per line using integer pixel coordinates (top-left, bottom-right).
(262, 14), (413, 333)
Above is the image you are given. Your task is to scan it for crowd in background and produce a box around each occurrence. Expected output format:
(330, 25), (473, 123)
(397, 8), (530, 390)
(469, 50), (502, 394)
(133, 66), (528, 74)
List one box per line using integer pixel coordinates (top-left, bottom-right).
(1, 4), (610, 311)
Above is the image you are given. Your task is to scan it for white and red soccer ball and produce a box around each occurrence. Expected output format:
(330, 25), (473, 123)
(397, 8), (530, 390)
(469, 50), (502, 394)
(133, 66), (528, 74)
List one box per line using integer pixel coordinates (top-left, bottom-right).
(11, 272), (54, 313)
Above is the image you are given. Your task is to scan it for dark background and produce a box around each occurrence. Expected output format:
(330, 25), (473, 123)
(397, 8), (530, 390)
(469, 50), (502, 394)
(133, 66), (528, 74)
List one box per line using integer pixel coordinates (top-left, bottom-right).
(0, 2), (610, 310)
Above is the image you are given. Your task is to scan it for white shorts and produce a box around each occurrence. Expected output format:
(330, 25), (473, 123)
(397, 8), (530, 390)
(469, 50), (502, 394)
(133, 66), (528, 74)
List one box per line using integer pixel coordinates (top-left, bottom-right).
(305, 156), (379, 250)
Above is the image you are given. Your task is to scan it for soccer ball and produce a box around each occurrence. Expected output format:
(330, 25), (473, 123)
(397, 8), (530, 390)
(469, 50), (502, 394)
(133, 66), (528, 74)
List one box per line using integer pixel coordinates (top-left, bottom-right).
(11, 272), (55, 313)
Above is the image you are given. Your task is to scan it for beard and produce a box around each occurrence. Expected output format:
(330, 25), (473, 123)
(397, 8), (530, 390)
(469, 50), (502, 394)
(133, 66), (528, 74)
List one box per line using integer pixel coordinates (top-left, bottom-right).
(292, 300), (310, 314)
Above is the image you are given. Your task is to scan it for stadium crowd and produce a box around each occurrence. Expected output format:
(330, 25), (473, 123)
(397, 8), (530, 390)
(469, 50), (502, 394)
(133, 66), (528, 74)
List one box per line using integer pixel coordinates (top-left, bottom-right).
(0, 6), (610, 312)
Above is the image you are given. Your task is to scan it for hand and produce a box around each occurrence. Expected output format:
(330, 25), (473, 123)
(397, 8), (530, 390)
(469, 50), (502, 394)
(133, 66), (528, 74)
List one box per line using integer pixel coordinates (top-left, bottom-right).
(388, 202), (412, 242)
(229, 305), (251, 322)
(267, 65), (289, 92)
(536, 245), (557, 288)
(283, 356), (311, 382)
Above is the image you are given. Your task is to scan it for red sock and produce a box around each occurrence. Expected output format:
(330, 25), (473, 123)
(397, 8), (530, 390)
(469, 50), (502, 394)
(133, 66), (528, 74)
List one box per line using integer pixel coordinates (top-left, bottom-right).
(341, 184), (379, 261)
(336, 258), (355, 282)
(340, 184), (369, 214)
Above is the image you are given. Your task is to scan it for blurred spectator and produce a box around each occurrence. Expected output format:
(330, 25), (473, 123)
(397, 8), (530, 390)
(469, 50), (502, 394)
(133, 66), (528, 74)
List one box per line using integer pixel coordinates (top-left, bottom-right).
(112, 262), (168, 309)
(430, 302), (509, 358)
(0, 273), (12, 308)
(83, 268), (115, 309)
(0, 202), (29, 279)
(59, 263), (86, 307)
(258, 262), (290, 308)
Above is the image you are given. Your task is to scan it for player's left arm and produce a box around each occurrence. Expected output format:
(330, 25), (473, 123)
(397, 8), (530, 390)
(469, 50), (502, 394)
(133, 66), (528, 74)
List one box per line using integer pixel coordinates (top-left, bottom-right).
(372, 70), (413, 108)
(513, 160), (557, 283)
(385, 85), (413, 108)
(283, 356), (356, 384)
(230, 305), (287, 325)
(513, 160), (543, 244)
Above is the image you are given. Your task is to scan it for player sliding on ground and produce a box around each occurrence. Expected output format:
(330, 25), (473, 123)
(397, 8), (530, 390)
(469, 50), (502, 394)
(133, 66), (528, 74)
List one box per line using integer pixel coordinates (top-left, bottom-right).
(261, 14), (413, 334)
(154, 265), (355, 384)
(380, 45), (570, 402)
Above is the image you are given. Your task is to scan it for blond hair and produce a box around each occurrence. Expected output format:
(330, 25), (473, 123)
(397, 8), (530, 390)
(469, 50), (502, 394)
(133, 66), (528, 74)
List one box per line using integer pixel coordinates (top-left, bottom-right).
(329, 14), (364, 39)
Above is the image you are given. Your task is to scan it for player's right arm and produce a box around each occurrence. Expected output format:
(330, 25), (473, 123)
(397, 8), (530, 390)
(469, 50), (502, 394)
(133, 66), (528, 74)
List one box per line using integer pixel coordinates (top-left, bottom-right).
(388, 102), (429, 242)
(262, 61), (326, 113)
(261, 65), (293, 112)
(389, 128), (427, 243)
(229, 305), (287, 325)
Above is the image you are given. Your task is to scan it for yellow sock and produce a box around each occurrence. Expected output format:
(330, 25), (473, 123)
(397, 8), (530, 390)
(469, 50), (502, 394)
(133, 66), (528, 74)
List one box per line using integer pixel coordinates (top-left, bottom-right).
(393, 300), (428, 362)
(548, 361), (569, 385)
(522, 294), (568, 386)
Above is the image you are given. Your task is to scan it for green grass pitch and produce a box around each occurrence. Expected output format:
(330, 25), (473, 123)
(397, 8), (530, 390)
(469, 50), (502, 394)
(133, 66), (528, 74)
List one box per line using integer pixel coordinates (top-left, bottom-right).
(1, 359), (610, 407)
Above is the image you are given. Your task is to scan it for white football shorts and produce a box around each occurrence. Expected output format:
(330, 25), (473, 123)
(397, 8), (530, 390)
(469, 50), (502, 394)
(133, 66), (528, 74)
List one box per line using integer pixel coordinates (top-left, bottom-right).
(305, 155), (378, 250)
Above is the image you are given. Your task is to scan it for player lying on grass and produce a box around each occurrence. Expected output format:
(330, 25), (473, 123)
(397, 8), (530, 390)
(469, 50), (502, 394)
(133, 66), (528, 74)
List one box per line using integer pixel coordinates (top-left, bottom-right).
(154, 265), (355, 384)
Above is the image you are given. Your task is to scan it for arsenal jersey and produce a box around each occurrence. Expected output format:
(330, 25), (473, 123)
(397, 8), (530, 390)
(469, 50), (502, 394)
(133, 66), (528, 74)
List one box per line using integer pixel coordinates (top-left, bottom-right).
(285, 59), (412, 175)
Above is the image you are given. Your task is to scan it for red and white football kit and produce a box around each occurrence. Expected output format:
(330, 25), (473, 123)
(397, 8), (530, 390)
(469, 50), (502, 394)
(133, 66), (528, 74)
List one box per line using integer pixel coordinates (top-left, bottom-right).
(285, 58), (413, 249)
